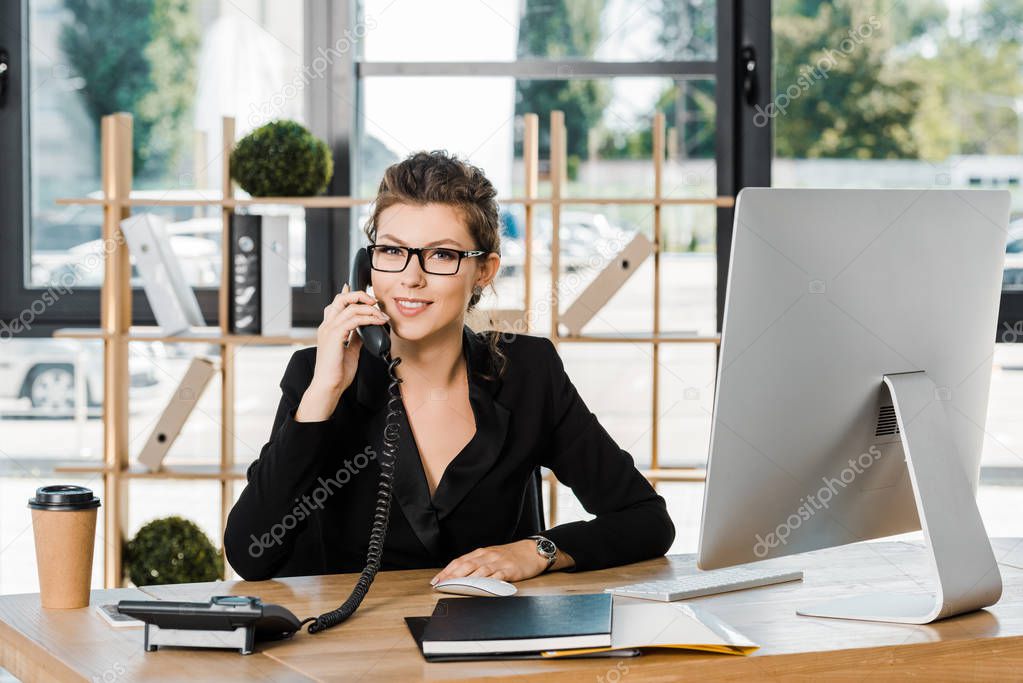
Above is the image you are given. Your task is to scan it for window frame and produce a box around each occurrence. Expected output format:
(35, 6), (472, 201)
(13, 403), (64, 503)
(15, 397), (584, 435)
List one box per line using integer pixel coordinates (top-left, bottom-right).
(0, 0), (340, 337)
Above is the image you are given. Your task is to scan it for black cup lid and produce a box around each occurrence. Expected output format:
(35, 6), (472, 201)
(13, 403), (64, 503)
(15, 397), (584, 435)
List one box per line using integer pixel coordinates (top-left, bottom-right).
(28, 484), (101, 511)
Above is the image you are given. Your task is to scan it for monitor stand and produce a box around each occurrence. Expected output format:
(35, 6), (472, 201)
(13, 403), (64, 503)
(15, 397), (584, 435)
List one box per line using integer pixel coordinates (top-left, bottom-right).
(796, 371), (1003, 624)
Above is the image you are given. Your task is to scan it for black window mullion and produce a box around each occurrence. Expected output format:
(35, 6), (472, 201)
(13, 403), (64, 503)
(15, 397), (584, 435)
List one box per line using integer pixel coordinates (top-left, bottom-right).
(306, 0), (357, 310)
(717, 0), (772, 333)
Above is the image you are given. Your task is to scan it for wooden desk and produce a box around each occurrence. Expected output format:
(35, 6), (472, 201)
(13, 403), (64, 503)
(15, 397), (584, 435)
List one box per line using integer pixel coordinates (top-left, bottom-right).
(3, 539), (1023, 681)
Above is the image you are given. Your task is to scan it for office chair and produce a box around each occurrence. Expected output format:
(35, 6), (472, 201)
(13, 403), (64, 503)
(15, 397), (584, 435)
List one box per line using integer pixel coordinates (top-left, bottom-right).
(513, 466), (546, 537)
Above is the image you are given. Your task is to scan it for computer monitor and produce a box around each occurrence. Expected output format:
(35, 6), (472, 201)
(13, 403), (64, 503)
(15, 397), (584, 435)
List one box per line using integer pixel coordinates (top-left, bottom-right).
(698, 188), (1009, 624)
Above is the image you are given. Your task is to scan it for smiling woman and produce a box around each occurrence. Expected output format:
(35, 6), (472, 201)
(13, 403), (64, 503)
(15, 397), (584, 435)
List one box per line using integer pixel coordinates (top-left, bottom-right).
(223, 150), (675, 587)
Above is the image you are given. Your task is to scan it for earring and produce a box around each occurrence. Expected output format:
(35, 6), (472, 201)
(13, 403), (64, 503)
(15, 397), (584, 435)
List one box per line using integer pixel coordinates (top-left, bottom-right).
(472, 285), (483, 297)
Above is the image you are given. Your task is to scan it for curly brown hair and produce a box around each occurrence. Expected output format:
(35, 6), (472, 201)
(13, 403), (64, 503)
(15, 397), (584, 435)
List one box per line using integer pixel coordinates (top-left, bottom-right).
(363, 150), (508, 381)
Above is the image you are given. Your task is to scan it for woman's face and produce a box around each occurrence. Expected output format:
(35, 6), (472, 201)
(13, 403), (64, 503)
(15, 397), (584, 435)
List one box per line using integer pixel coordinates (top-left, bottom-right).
(371, 202), (498, 341)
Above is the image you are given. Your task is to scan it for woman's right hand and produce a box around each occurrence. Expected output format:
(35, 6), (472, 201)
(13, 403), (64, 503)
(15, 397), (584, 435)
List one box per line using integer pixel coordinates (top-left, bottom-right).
(310, 282), (391, 395)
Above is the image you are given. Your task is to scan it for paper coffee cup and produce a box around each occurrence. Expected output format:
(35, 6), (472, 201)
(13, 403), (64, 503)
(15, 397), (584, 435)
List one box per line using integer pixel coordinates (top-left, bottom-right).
(28, 485), (101, 609)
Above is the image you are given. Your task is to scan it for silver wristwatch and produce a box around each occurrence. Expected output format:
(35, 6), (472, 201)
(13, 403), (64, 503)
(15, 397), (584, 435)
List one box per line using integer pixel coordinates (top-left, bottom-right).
(527, 535), (557, 572)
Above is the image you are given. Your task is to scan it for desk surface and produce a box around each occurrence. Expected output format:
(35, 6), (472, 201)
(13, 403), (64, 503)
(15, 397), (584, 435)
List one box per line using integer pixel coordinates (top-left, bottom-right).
(3, 539), (1023, 682)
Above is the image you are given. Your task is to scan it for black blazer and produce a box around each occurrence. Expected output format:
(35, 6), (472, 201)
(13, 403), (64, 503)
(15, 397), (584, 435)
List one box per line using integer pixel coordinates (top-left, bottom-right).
(224, 325), (675, 580)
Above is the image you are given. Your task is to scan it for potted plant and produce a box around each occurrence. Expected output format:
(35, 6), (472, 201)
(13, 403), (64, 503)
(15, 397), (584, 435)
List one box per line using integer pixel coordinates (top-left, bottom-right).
(123, 516), (224, 586)
(230, 119), (333, 197)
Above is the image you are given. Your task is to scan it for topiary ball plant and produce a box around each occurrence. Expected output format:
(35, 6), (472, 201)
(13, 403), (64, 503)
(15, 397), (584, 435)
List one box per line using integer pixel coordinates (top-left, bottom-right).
(230, 119), (334, 196)
(124, 516), (224, 586)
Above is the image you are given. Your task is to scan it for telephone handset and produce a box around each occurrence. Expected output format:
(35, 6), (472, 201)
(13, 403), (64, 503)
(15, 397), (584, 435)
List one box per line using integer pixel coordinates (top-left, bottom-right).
(350, 247), (391, 358)
(303, 247), (404, 634)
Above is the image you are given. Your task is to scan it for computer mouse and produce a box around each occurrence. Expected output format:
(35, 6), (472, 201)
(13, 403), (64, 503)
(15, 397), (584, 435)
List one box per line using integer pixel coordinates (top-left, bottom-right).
(432, 576), (518, 597)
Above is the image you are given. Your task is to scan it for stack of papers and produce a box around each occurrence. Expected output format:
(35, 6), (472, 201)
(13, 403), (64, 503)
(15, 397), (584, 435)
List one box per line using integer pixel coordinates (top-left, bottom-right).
(543, 600), (758, 657)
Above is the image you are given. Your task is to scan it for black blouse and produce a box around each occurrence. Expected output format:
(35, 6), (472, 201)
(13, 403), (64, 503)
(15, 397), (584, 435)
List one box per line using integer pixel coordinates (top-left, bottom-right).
(224, 325), (675, 580)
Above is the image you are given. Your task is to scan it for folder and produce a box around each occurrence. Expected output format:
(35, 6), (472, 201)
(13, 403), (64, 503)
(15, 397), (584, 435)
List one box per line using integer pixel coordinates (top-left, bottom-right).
(541, 600), (759, 657)
(137, 357), (217, 471)
(229, 214), (291, 335)
(122, 213), (206, 336)
(230, 214), (261, 334)
(259, 215), (291, 336)
(559, 231), (653, 336)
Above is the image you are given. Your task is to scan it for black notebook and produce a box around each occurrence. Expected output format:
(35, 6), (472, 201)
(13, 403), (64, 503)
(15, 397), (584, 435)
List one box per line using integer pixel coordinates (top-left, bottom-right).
(421, 593), (612, 656)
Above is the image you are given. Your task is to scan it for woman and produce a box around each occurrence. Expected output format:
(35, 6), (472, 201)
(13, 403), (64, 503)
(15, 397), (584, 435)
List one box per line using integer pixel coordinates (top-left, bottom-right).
(224, 150), (675, 583)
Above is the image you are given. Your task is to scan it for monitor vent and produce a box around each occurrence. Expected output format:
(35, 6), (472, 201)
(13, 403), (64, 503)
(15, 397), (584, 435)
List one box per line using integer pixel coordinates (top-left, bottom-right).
(875, 405), (900, 437)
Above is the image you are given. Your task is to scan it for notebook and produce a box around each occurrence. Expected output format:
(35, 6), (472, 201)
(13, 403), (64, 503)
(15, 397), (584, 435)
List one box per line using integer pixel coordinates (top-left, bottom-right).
(404, 617), (640, 662)
(420, 593), (612, 656)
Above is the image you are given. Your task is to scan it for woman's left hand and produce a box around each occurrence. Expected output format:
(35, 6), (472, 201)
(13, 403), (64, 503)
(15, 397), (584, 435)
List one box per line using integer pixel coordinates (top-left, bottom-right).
(430, 539), (548, 585)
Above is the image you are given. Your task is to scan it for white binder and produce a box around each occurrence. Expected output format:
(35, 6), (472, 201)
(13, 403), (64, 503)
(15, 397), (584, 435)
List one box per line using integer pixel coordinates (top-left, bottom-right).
(259, 215), (291, 336)
(559, 231), (654, 336)
(121, 213), (205, 336)
(137, 357), (218, 471)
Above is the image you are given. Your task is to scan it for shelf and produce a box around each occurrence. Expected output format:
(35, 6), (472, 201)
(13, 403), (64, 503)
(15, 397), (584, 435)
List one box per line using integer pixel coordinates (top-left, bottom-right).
(55, 463), (249, 480)
(55, 195), (735, 209)
(54, 193), (368, 206)
(557, 331), (720, 344)
(58, 464), (702, 484)
(55, 195), (370, 208)
(53, 327), (719, 346)
(558, 196), (734, 207)
(53, 326), (318, 345)
(641, 468), (707, 482)
(543, 468), (706, 483)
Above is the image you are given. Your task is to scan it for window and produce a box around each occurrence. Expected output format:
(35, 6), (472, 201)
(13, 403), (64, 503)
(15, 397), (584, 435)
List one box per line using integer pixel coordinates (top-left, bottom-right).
(770, 0), (1023, 311)
(356, 1), (720, 341)
(2, 0), (318, 333)
(770, 0), (1023, 533)
(354, 0), (726, 505)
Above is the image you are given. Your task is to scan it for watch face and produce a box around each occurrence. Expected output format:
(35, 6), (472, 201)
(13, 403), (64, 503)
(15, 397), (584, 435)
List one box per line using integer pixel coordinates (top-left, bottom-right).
(538, 539), (556, 556)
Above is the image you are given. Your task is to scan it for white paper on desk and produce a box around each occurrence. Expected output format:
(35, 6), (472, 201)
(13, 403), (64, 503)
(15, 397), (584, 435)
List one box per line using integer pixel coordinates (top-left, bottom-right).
(542, 600), (759, 658)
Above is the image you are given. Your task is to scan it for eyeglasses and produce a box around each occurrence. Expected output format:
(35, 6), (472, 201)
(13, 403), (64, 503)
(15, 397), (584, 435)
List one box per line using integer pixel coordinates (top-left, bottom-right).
(368, 244), (488, 275)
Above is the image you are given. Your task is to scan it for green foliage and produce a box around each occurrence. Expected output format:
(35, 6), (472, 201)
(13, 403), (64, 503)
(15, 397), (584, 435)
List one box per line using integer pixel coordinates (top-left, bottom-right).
(514, 0), (610, 170)
(901, 40), (1023, 160)
(773, 0), (922, 159)
(975, 0), (1023, 44)
(893, 1), (1023, 161)
(551, 0), (717, 161)
(60, 0), (198, 179)
(124, 516), (223, 587)
(651, 0), (715, 60)
(598, 82), (716, 160)
(772, 0), (1023, 161)
(231, 120), (334, 196)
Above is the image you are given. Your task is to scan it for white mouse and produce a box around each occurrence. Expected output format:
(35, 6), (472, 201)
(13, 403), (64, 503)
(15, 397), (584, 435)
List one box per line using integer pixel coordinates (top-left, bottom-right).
(432, 576), (518, 597)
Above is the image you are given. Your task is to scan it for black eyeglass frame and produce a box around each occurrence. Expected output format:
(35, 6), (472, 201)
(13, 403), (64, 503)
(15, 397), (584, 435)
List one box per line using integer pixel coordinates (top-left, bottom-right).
(367, 243), (489, 275)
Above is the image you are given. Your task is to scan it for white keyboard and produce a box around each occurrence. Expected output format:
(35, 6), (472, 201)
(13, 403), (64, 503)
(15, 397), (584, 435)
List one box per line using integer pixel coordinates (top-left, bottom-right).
(606, 567), (804, 602)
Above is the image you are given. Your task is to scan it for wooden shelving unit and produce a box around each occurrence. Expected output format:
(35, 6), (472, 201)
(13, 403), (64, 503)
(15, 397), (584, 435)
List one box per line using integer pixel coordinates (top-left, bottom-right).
(539, 110), (727, 522)
(53, 111), (730, 587)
